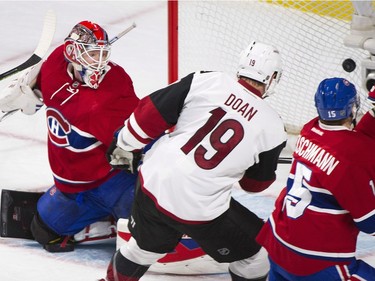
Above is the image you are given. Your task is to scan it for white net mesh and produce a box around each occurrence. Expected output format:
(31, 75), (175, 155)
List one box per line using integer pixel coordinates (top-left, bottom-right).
(177, 0), (372, 134)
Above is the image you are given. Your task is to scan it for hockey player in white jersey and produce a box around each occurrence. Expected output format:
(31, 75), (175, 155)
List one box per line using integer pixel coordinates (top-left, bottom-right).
(102, 41), (287, 281)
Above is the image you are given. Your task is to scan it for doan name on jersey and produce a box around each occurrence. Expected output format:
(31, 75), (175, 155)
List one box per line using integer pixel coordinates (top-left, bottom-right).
(224, 93), (258, 122)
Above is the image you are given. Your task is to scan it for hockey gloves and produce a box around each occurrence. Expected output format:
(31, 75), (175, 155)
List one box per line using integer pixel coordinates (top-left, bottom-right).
(106, 137), (142, 174)
(0, 62), (44, 115)
(0, 79), (44, 115)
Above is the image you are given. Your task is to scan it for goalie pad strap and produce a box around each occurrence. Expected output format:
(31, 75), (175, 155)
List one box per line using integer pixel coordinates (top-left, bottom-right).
(30, 212), (61, 245)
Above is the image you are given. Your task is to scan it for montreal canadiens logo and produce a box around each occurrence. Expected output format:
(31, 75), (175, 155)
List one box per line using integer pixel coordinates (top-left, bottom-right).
(46, 108), (71, 147)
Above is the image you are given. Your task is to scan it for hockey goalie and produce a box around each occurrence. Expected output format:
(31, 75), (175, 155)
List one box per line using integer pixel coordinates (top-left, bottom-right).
(0, 19), (227, 275)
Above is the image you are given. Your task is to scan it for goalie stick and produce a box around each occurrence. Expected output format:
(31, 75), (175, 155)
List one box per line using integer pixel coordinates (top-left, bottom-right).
(0, 10), (56, 81)
(0, 20), (136, 81)
(0, 109), (17, 122)
(278, 157), (292, 164)
(0, 21), (136, 122)
(0, 10), (56, 122)
(109, 22), (136, 44)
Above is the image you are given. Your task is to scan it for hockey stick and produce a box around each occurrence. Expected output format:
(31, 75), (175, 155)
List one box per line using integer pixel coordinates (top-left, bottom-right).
(109, 22), (137, 44)
(0, 109), (18, 122)
(0, 20), (134, 83)
(0, 10), (56, 81)
(0, 21), (133, 122)
(278, 157), (292, 164)
(0, 11), (55, 122)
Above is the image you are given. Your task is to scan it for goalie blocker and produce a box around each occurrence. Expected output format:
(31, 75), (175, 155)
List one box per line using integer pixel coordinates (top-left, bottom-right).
(0, 190), (116, 246)
(1, 189), (43, 239)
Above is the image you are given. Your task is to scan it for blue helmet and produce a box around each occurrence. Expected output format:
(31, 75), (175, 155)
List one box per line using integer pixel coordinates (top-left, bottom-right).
(314, 78), (359, 121)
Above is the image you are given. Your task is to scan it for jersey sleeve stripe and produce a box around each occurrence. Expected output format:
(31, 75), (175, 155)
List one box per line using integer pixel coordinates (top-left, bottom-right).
(117, 116), (149, 150)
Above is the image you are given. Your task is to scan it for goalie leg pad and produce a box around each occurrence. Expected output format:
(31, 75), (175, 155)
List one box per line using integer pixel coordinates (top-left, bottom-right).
(36, 186), (107, 235)
(30, 212), (74, 252)
(73, 218), (117, 243)
(30, 212), (61, 245)
(36, 171), (136, 237)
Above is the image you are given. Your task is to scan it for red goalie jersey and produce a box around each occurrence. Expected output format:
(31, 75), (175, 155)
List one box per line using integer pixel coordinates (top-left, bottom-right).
(36, 45), (139, 193)
(257, 114), (375, 275)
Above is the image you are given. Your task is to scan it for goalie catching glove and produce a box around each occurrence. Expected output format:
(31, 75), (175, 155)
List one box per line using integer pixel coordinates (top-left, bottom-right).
(0, 62), (44, 115)
(106, 136), (142, 174)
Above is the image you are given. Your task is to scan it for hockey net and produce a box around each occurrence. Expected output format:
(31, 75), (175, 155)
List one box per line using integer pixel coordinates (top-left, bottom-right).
(170, 0), (373, 135)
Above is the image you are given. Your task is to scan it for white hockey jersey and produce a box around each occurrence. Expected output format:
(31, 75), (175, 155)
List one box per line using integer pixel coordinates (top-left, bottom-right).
(118, 71), (287, 222)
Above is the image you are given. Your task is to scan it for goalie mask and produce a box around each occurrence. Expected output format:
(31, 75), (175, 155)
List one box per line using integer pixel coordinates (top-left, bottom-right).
(315, 77), (360, 121)
(237, 41), (282, 98)
(64, 21), (111, 89)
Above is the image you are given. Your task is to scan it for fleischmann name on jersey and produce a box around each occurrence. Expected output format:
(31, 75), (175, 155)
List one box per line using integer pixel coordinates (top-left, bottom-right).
(295, 136), (340, 175)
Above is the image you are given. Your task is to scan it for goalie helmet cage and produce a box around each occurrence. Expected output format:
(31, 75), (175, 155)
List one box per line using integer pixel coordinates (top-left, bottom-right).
(168, 0), (372, 135)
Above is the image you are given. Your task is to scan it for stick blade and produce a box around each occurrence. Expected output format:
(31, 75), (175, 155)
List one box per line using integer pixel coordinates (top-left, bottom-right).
(0, 10), (56, 81)
(34, 10), (57, 58)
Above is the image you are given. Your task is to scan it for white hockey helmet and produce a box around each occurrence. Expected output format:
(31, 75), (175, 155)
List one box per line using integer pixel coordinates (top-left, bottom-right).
(237, 41), (283, 97)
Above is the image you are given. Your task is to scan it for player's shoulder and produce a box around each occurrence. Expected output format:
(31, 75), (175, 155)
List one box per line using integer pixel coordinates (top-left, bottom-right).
(303, 117), (375, 162)
(300, 117), (319, 134)
(192, 70), (229, 80)
(50, 45), (65, 57)
(350, 130), (375, 158)
(108, 61), (128, 75)
(100, 63), (136, 97)
(256, 95), (285, 130)
(105, 62), (134, 89)
(44, 45), (65, 65)
(41, 45), (68, 77)
(192, 71), (242, 93)
(108, 60), (122, 69)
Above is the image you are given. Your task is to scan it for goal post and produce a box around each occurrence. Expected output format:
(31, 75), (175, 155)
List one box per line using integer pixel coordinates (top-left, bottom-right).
(168, 0), (178, 84)
(168, 0), (373, 135)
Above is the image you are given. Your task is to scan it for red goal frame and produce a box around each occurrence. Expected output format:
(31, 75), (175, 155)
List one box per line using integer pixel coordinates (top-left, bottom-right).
(168, 0), (178, 84)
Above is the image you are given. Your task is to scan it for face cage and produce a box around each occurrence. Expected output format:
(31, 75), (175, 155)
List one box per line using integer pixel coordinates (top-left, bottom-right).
(75, 41), (111, 72)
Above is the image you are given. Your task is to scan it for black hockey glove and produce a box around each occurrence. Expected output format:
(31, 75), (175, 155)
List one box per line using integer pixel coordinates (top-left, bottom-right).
(106, 137), (142, 174)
